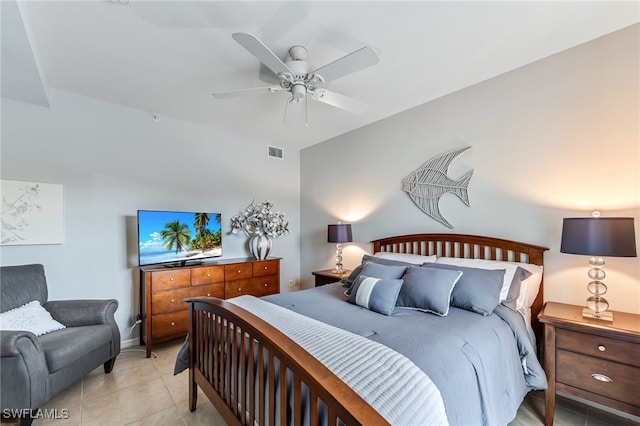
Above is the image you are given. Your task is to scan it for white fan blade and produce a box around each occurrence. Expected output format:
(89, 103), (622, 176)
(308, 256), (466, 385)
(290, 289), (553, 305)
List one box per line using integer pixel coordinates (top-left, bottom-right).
(232, 33), (293, 77)
(312, 90), (368, 114)
(213, 86), (281, 99)
(312, 46), (379, 83)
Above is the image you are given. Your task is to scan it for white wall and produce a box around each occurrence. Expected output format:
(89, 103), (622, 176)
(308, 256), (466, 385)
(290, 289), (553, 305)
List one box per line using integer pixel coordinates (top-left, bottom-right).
(0, 89), (301, 345)
(301, 25), (640, 314)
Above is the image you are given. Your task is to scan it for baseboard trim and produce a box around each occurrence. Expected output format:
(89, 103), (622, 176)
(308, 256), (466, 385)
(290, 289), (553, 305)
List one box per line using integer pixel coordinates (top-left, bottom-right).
(120, 337), (140, 349)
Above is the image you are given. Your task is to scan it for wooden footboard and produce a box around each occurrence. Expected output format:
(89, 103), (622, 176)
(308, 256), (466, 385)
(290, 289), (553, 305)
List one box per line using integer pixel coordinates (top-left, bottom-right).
(186, 297), (389, 426)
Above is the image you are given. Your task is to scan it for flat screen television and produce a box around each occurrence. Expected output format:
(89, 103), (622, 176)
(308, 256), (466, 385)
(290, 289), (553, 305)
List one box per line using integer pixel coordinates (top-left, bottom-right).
(137, 210), (222, 267)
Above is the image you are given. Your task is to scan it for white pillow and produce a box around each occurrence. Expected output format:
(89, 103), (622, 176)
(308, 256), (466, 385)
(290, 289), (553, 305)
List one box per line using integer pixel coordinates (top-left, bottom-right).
(515, 264), (544, 312)
(374, 252), (437, 265)
(435, 257), (542, 308)
(0, 300), (66, 336)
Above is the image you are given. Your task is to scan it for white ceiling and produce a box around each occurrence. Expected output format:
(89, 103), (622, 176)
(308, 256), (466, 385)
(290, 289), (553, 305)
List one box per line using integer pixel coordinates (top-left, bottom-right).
(3, 1), (639, 149)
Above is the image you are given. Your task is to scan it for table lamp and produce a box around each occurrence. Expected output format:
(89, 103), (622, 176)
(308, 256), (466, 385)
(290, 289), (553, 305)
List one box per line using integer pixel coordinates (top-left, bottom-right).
(327, 224), (353, 275)
(560, 214), (637, 321)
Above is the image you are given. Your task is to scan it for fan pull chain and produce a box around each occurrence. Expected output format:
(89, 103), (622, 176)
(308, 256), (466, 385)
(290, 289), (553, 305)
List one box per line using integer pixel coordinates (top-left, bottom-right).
(282, 97), (292, 126)
(305, 93), (309, 128)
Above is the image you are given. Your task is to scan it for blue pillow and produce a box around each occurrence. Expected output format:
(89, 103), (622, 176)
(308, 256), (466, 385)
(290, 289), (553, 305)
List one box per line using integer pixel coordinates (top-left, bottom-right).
(342, 254), (413, 287)
(344, 262), (407, 295)
(423, 263), (505, 316)
(347, 275), (404, 316)
(396, 266), (463, 316)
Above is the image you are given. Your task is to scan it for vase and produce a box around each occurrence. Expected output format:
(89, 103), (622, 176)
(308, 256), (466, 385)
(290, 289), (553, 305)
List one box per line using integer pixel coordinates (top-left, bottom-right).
(249, 234), (272, 260)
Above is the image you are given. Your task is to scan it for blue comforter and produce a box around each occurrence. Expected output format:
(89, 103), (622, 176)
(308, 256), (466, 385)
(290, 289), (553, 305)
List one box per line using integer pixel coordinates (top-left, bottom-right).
(175, 283), (546, 425)
(261, 283), (547, 426)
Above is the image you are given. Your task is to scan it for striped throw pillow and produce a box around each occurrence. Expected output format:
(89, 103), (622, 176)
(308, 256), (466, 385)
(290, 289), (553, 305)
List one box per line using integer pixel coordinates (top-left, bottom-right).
(346, 275), (403, 316)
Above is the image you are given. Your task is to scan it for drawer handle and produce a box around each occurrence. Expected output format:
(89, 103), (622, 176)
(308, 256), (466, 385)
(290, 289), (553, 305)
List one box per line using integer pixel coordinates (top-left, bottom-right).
(591, 373), (613, 383)
(170, 278), (174, 281)
(264, 283), (268, 287)
(170, 322), (175, 326)
(264, 266), (268, 270)
(238, 288), (242, 292)
(207, 293), (211, 297)
(598, 345), (606, 352)
(170, 299), (175, 303)
(237, 270), (241, 274)
(206, 273), (211, 278)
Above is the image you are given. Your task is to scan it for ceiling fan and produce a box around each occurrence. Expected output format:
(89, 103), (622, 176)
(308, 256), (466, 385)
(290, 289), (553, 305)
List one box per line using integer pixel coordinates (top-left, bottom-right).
(213, 33), (379, 126)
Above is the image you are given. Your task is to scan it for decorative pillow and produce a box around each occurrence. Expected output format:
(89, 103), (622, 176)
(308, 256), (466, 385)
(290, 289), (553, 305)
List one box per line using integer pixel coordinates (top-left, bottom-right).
(435, 257), (529, 303)
(0, 300), (65, 336)
(374, 252), (438, 265)
(424, 263), (505, 316)
(502, 266), (532, 311)
(516, 264), (544, 312)
(396, 266), (463, 316)
(343, 259), (408, 295)
(347, 275), (404, 316)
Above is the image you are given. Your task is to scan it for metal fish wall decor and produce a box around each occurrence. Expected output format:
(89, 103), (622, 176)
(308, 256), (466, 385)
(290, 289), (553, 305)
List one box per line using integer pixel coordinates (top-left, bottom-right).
(402, 146), (474, 228)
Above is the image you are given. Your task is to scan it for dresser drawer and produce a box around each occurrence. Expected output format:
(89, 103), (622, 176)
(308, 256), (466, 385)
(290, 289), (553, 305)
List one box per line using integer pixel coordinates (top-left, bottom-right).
(250, 275), (279, 296)
(225, 263), (253, 280)
(225, 279), (252, 298)
(191, 265), (224, 285)
(557, 328), (640, 366)
(192, 282), (225, 299)
(253, 260), (279, 277)
(151, 311), (188, 339)
(150, 269), (191, 292)
(152, 287), (192, 314)
(152, 283), (224, 314)
(557, 349), (640, 407)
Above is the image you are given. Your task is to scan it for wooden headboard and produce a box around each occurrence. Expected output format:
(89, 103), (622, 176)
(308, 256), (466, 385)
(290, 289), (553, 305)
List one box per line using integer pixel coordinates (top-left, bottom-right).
(371, 233), (549, 346)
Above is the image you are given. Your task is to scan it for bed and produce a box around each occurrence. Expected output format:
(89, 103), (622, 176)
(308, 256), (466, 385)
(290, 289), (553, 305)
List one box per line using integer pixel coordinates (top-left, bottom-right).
(181, 233), (549, 425)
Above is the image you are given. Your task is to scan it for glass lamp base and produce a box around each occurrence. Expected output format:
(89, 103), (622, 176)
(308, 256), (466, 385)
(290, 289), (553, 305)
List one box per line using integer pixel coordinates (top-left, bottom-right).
(582, 307), (613, 321)
(333, 243), (346, 275)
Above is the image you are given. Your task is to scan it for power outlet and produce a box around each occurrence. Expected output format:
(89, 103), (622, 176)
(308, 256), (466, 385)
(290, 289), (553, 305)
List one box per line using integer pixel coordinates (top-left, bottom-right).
(288, 280), (294, 288)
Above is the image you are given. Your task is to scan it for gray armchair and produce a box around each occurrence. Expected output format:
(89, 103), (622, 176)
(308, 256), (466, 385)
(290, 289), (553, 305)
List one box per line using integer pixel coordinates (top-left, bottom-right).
(1, 264), (120, 425)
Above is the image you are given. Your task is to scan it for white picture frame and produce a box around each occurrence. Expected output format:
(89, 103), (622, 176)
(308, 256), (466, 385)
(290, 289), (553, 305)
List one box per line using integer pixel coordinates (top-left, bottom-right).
(1, 179), (64, 245)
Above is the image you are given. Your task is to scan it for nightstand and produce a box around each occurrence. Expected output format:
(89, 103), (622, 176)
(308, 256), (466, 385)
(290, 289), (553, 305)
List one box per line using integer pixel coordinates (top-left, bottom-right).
(538, 302), (640, 426)
(312, 269), (352, 287)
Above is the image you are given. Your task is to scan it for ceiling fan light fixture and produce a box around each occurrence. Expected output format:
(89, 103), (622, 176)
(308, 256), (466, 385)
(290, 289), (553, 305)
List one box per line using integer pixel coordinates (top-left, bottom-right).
(288, 46), (307, 61)
(291, 84), (306, 102)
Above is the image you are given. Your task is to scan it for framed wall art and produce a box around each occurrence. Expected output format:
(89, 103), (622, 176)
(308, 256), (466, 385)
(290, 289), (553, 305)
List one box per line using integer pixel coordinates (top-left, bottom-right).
(1, 179), (64, 245)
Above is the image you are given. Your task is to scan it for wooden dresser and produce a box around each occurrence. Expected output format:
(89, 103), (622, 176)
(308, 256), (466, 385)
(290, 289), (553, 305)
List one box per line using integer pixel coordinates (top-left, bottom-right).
(538, 302), (640, 425)
(140, 257), (280, 357)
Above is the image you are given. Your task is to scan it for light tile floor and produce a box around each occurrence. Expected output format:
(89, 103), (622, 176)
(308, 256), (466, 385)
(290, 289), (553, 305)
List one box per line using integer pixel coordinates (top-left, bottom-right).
(4, 338), (638, 425)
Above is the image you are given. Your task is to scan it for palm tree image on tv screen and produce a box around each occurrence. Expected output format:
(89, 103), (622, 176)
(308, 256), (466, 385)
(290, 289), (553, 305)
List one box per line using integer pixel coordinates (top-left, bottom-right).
(137, 210), (222, 266)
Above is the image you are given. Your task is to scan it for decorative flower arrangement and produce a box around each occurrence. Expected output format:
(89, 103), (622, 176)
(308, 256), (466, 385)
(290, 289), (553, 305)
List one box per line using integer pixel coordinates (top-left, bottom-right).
(230, 200), (289, 239)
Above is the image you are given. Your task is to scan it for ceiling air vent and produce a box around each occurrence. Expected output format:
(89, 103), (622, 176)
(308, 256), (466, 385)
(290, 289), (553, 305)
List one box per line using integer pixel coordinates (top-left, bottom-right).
(267, 145), (284, 159)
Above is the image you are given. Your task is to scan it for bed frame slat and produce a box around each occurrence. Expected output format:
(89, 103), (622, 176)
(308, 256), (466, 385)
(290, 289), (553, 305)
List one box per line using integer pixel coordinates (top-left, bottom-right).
(279, 365), (287, 426)
(293, 376), (303, 426)
(269, 352), (276, 425)
(248, 336), (255, 426)
(309, 389), (319, 426)
(258, 345), (266, 425)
